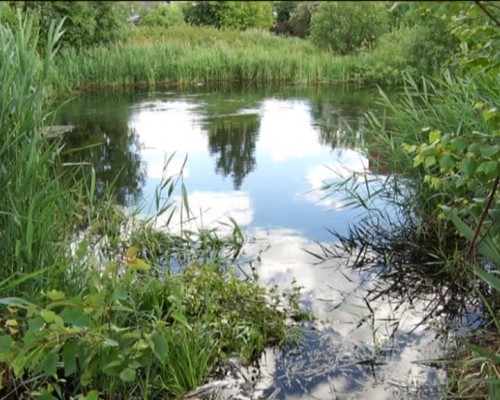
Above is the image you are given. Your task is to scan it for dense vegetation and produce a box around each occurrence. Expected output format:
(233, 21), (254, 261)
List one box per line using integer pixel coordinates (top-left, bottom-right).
(0, 1), (498, 398)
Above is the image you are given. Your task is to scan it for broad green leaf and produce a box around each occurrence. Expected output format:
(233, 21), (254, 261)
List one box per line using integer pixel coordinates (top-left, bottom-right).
(28, 317), (45, 333)
(0, 335), (12, 354)
(468, 143), (481, 155)
(420, 146), (435, 157)
(41, 351), (58, 376)
(127, 258), (150, 271)
(41, 309), (57, 323)
(119, 367), (136, 382)
(459, 158), (476, 177)
(483, 107), (498, 122)
(45, 290), (65, 301)
(151, 333), (168, 364)
(425, 156), (436, 168)
(452, 137), (469, 152)
(111, 286), (128, 301)
(61, 306), (90, 328)
(84, 390), (100, 400)
(439, 154), (456, 170)
(476, 161), (498, 177)
(62, 341), (78, 376)
(429, 130), (441, 143)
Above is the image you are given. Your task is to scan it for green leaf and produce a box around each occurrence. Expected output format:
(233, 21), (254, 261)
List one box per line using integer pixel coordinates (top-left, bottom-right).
(45, 290), (65, 301)
(102, 338), (119, 348)
(119, 367), (136, 382)
(111, 286), (128, 301)
(425, 156), (436, 168)
(104, 359), (122, 372)
(41, 351), (58, 376)
(452, 137), (469, 152)
(483, 107), (498, 122)
(61, 306), (90, 328)
(77, 240), (88, 260)
(0, 335), (12, 354)
(465, 342), (500, 364)
(476, 161), (498, 178)
(62, 341), (78, 376)
(475, 268), (500, 292)
(41, 309), (57, 323)
(84, 390), (100, 400)
(151, 333), (168, 364)
(439, 154), (456, 171)
(459, 158), (476, 177)
(429, 130), (441, 143)
(171, 310), (189, 327)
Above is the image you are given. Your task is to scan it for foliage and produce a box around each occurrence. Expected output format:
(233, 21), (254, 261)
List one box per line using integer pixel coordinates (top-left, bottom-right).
(0, 12), (308, 399)
(52, 24), (373, 90)
(287, 1), (317, 38)
(139, 3), (186, 28)
(183, 1), (273, 31)
(11, 1), (129, 50)
(310, 1), (389, 55)
(0, 252), (303, 398)
(272, 1), (316, 38)
(0, 11), (75, 293)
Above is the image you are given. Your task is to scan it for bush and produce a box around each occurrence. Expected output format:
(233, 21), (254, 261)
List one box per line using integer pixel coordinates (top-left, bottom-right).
(184, 1), (273, 31)
(12, 1), (129, 50)
(310, 1), (389, 54)
(287, 2), (317, 38)
(139, 3), (186, 28)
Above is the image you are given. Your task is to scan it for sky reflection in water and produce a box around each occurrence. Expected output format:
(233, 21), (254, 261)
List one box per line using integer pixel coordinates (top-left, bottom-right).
(58, 87), (446, 399)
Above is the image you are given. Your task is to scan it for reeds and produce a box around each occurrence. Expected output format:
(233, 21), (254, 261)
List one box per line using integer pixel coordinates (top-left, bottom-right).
(51, 25), (366, 91)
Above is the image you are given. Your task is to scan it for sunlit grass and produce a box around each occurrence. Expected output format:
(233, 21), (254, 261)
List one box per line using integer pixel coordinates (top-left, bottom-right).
(52, 25), (366, 91)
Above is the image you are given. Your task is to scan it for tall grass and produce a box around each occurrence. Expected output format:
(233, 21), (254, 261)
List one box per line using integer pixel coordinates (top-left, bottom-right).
(51, 25), (367, 91)
(0, 13), (79, 294)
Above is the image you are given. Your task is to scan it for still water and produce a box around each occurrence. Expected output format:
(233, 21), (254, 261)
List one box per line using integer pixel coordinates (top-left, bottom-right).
(56, 85), (449, 399)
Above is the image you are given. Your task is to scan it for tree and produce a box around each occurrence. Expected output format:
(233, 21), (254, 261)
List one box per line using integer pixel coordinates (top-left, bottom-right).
(10, 1), (129, 50)
(310, 1), (389, 54)
(184, 1), (273, 30)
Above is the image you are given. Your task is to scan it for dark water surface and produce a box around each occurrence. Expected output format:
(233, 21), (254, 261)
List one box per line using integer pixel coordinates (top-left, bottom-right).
(56, 85), (450, 399)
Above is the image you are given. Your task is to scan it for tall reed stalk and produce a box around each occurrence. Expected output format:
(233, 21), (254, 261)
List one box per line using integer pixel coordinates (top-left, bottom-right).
(0, 12), (76, 294)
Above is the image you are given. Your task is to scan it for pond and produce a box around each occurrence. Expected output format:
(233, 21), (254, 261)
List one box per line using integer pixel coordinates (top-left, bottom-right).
(55, 85), (451, 399)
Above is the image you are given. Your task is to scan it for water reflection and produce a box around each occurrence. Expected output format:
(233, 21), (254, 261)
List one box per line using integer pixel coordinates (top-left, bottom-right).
(55, 85), (447, 399)
(242, 228), (447, 399)
(56, 93), (146, 205)
(205, 113), (260, 189)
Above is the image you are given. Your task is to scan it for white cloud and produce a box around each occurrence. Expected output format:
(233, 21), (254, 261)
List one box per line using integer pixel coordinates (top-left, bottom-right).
(155, 190), (254, 235)
(258, 100), (324, 163)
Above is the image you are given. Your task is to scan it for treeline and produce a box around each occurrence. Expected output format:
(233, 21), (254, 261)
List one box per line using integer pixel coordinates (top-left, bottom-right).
(0, 1), (461, 83)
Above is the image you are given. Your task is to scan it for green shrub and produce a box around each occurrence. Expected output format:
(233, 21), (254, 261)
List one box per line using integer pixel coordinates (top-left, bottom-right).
(183, 1), (273, 31)
(139, 3), (186, 28)
(310, 1), (389, 54)
(287, 1), (317, 38)
(12, 1), (129, 50)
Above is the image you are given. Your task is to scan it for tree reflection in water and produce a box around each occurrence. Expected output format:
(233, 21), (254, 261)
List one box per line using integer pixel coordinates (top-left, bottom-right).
(205, 113), (260, 190)
(56, 94), (146, 205)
